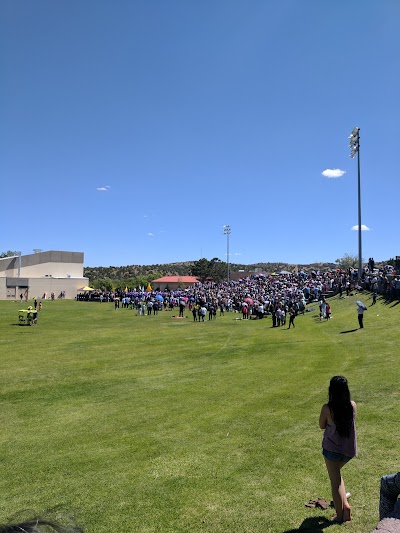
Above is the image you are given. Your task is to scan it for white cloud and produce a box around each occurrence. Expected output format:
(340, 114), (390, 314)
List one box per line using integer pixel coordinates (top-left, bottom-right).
(322, 169), (346, 178)
(148, 232), (154, 237)
(96, 186), (111, 191)
(351, 225), (370, 231)
(233, 252), (242, 256)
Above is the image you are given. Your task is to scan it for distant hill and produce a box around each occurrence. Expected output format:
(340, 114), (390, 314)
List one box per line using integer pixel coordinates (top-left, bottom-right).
(84, 261), (338, 282)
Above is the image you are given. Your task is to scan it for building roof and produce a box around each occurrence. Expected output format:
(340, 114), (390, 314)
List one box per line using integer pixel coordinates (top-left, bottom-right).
(152, 276), (198, 283)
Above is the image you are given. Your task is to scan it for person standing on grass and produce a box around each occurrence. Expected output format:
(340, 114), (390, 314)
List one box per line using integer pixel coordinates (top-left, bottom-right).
(356, 301), (367, 328)
(319, 298), (326, 320)
(325, 302), (331, 319)
(199, 306), (206, 322)
(372, 289), (377, 305)
(287, 307), (296, 329)
(338, 283), (343, 298)
(319, 375), (357, 523)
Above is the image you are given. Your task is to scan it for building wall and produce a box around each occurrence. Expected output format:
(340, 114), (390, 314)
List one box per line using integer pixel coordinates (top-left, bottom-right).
(0, 251), (87, 300)
(0, 251), (84, 278)
(0, 277), (89, 300)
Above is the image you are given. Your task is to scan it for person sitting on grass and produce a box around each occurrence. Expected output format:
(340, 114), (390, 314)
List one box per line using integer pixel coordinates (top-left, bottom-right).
(319, 375), (357, 523)
(379, 472), (400, 520)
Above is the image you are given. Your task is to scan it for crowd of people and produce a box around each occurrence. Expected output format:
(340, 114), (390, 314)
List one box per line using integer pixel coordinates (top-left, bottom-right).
(77, 266), (399, 327)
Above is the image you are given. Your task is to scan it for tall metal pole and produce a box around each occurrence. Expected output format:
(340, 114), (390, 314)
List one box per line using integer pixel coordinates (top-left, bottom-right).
(349, 127), (362, 281)
(357, 141), (362, 281)
(223, 225), (231, 282)
(17, 251), (21, 279)
(227, 229), (230, 282)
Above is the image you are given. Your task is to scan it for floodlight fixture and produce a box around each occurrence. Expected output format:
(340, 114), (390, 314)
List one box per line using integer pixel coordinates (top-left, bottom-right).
(349, 127), (360, 159)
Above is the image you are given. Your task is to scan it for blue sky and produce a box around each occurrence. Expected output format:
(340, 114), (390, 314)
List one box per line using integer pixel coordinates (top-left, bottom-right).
(1, 1), (399, 267)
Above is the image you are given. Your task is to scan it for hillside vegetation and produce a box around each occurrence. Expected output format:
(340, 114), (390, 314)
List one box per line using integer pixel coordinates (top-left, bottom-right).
(84, 260), (338, 283)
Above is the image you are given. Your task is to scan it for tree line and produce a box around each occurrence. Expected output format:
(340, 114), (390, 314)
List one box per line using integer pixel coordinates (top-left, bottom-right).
(83, 258), (336, 290)
(2, 251), (396, 292)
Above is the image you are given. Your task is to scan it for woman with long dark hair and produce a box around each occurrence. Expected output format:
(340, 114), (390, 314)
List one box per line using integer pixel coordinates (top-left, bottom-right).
(319, 375), (357, 523)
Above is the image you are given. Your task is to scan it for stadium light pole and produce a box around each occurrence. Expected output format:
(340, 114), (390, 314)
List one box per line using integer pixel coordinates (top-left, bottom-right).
(223, 225), (231, 282)
(16, 251), (21, 279)
(349, 127), (362, 281)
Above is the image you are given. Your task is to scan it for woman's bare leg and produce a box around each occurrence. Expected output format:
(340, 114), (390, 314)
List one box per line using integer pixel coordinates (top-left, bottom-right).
(324, 458), (352, 522)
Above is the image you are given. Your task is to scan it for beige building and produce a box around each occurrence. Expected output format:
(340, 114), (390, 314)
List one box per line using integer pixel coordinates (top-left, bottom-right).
(0, 251), (89, 300)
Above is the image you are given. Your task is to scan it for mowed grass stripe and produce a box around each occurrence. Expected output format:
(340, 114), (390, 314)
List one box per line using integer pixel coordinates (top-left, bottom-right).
(1, 295), (399, 532)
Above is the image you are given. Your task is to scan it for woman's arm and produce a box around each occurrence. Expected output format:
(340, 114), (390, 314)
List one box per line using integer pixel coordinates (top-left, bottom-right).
(351, 400), (357, 417)
(319, 403), (329, 429)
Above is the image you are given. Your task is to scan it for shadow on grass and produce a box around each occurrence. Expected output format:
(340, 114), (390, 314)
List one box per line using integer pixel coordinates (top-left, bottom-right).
(339, 329), (358, 334)
(283, 515), (337, 532)
(10, 324), (35, 329)
(376, 295), (399, 307)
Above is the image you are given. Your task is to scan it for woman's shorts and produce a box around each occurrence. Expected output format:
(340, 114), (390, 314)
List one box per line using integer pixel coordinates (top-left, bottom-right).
(322, 448), (352, 463)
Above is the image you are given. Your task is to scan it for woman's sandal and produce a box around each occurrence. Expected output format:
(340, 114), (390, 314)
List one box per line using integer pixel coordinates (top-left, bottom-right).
(305, 498), (329, 510)
(316, 498), (329, 510)
(305, 500), (317, 508)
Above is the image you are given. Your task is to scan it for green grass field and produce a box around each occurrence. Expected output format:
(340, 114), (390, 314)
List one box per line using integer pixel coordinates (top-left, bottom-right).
(1, 293), (399, 532)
